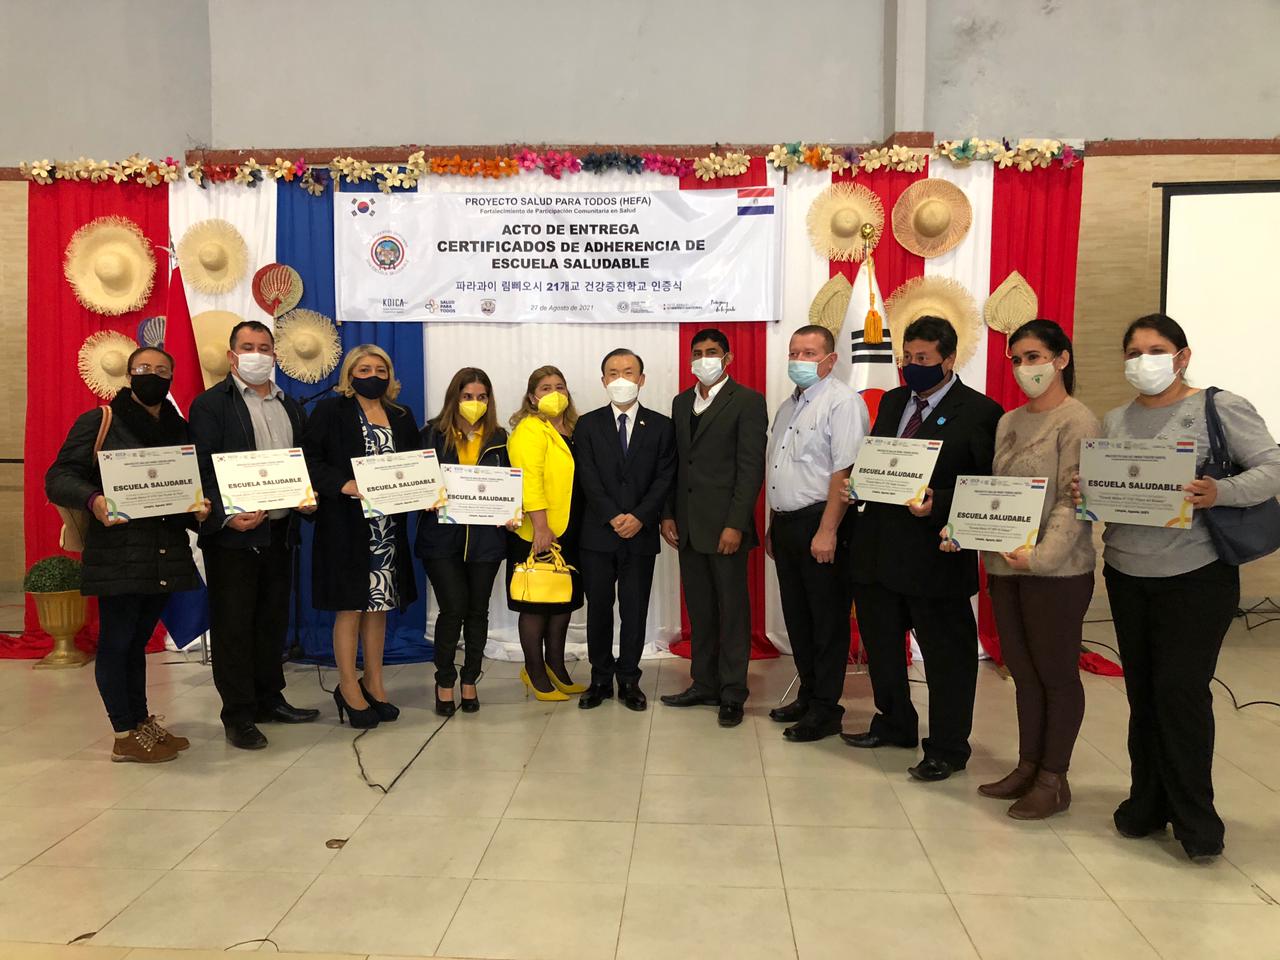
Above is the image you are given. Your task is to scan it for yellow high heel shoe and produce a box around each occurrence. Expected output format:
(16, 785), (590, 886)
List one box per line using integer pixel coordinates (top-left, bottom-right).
(520, 668), (569, 701)
(546, 665), (589, 695)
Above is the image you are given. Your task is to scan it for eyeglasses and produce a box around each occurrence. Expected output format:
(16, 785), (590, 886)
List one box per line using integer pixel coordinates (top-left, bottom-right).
(131, 363), (172, 377)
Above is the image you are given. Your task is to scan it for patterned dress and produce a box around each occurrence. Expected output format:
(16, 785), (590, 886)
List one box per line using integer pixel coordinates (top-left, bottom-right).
(362, 419), (399, 612)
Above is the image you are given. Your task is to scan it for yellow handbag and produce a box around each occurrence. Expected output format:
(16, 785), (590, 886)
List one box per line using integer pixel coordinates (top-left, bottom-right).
(511, 543), (575, 604)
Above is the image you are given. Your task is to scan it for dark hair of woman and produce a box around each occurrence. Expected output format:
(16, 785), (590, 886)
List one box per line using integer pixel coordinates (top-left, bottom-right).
(1122, 313), (1188, 353)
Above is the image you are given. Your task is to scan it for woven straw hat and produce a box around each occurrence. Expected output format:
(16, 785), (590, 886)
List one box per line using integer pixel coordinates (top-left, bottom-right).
(178, 219), (249, 295)
(252, 263), (304, 318)
(884, 276), (982, 370)
(78, 330), (139, 398)
(275, 309), (341, 383)
(191, 309), (243, 389)
(63, 216), (156, 316)
(806, 183), (884, 262)
(807, 275), (854, 338)
(891, 179), (972, 258)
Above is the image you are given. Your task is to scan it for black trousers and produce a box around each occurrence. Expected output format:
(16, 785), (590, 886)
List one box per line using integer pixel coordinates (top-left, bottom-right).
(424, 556), (500, 687)
(96, 592), (169, 733)
(581, 546), (656, 687)
(679, 546), (751, 705)
(1104, 560), (1239, 850)
(771, 505), (854, 723)
(852, 579), (978, 767)
(988, 573), (1093, 774)
(203, 520), (291, 726)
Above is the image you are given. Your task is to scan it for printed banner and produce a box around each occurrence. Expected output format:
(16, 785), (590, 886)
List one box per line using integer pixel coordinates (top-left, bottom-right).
(334, 189), (784, 323)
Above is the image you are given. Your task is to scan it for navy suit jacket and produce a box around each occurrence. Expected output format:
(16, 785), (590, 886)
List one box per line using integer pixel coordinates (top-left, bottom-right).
(574, 403), (676, 555)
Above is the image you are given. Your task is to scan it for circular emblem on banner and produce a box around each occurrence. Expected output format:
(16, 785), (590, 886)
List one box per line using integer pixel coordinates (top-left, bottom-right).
(480, 299), (496, 316)
(617, 300), (630, 313)
(394, 470), (405, 480)
(1128, 464), (1141, 478)
(370, 233), (407, 274)
(147, 468), (158, 480)
(258, 468), (269, 478)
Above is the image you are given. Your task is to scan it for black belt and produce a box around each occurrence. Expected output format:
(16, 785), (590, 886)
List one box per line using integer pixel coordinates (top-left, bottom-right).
(772, 502), (826, 519)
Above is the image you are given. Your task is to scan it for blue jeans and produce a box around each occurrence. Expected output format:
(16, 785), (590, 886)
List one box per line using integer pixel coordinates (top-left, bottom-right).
(96, 593), (169, 733)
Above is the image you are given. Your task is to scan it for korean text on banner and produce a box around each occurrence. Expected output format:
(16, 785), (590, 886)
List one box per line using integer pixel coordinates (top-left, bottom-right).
(334, 189), (784, 324)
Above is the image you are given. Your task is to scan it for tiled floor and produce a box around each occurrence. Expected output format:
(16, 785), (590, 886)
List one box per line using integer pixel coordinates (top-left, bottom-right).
(1, 612), (1280, 959)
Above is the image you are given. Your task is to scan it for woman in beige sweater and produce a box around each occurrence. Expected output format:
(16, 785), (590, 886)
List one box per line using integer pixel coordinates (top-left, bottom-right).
(942, 319), (1100, 819)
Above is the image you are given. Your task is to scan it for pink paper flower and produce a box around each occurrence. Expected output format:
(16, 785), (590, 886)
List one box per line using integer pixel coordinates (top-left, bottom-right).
(517, 149), (542, 171)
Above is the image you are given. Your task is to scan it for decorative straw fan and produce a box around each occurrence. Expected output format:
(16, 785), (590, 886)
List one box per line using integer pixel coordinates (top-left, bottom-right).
(274, 309), (341, 383)
(252, 263), (304, 318)
(807, 274), (853, 339)
(78, 330), (138, 398)
(984, 271), (1039, 352)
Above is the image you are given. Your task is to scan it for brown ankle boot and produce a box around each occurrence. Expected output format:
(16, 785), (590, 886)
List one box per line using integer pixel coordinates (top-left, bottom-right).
(141, 715), (189, 751)
(111, 727), (179, 764)
(1008, 771), (1070, 820)
(977, 760), (1038, 799)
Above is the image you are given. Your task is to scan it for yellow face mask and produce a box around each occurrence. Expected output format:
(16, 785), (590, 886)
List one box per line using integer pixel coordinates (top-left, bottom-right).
(537, 391), (569, 418)
(458, 400), (487, 425)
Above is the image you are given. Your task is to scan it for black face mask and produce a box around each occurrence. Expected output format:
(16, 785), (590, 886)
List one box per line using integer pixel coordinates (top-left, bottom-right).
(130, 374), (172, 406)
(352, 375), (390, 400)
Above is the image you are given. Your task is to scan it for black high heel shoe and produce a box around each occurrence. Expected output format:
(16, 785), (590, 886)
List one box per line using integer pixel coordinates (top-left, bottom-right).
(358, 678), (400, 722)
(435, 685), (457, 718)
(460, 684), (480, 714)
(333, 686), (380, 729)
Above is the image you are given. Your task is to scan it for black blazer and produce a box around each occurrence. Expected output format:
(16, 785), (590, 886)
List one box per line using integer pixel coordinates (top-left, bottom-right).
(188, 374), (308, 550)
(575, 404), (676, 555)
(851, 377), (1003, 598)
(666, 378), (769, 554)
(302, 395), (421, 612)
(415, 423), (512, 563)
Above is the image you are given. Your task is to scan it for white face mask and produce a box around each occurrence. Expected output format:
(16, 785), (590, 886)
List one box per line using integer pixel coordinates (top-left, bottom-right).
(1014, 361), (1057, 399)
(1124, 353), (1179, 396)
(606, 378), (640, 406)
(691, 356), (724, 387)
(234, 352), (275, 385)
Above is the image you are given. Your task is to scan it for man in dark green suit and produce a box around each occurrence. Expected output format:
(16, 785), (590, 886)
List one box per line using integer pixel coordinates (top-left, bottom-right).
(660, 328), (768, 727)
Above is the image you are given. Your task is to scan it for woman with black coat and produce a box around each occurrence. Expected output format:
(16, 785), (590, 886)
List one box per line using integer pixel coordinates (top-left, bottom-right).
(45, 346), (210, 763)
(416, 367), (515, 716)
(303, 345), (421, 729)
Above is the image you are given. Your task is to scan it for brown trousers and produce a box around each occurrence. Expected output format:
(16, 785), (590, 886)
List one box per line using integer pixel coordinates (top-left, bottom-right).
(988, 573), (1094, 774)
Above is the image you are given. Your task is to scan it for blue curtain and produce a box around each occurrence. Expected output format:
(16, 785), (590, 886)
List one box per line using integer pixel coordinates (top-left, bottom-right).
(275, 180), (429, 664)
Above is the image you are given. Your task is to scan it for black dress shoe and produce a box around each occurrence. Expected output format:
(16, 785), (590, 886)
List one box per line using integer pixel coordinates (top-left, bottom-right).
(578, 685), (614, 710)
(359, 679), (400, 722)
(1183, 840), (1224, 863)
(225, 722), (268, 750)
(618, 682), (648, 712)
(460, 689), (480, 714)
(769, 700), (809, 724)
(840, 731), (918, 749)
(783, 718), (843, 742)
(660, 687), (720, 708)
(1113, 804), (1168, 839)
(908, 757), (964, 782)
(255, 701), (320, 724)
(718, 704), (744, 727)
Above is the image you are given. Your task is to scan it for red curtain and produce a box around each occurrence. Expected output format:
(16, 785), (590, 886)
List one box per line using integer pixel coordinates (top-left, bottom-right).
(672, 158), (777, 659)
(11, 181), (169, 658)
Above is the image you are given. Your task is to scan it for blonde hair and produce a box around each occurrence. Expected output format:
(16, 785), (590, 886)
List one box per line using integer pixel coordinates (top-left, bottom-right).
(509, 364), (578, 434)
(336, 344), (403, 408)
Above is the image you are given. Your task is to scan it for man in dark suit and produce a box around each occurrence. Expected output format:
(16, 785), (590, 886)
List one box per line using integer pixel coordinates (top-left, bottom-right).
(575, 348), (677, 712)
(842, 315), (1003, 782)
(188, 320), (320, 751)
(660, 328), (768, 728)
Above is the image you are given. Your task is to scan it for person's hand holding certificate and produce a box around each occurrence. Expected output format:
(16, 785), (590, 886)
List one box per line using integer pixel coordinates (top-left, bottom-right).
(351, 449), (446, 518)
(1077, 438), (1196, 528)
(97, 445), (203, 521)
(943, 476), (1049, 552)
(848, 436), (944, 507)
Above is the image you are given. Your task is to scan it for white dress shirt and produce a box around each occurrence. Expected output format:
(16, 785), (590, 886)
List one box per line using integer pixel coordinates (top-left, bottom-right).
(610, 402), (638, 449)
(767, 375), (869, 512)
(233, 372), (294, 520)
(692, 376), (730, 416)
(896, 372), (958, 438)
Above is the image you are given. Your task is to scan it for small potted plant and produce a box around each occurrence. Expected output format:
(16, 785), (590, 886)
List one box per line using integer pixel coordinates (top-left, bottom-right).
(24, 555), (91, 669)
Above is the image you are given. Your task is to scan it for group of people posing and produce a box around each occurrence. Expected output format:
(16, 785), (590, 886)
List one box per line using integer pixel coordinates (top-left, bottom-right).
(48, 311), (1280, 864)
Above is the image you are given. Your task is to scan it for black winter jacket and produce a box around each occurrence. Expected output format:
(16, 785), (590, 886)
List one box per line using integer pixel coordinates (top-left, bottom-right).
(45, 390), (200, 597)
(415, 423), (511, 563)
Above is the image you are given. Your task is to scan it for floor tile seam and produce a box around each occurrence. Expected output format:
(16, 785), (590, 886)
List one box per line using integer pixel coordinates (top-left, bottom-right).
(71, 865), (170, 950)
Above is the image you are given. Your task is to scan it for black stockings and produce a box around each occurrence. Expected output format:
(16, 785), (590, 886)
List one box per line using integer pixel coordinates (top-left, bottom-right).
(517, 612), (572, 693)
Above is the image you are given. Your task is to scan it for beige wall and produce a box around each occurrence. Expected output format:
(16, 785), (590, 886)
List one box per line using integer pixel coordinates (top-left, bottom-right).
(0, 182), (27, 593)
(1073, 153), (1280, 602)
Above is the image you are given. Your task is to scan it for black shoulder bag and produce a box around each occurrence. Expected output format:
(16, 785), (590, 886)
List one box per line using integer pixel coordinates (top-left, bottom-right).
(1199, 387), (1280, 565)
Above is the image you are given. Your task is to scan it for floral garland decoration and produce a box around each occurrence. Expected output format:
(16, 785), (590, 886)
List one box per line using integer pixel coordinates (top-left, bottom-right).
(935, 137), (1081, 170)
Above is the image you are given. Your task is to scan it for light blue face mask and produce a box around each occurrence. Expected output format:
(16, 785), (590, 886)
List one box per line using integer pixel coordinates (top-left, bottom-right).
(787, 359), (823, 389)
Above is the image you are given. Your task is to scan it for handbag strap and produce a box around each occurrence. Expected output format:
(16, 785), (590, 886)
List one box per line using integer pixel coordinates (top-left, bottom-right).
(526, 541), (568, 570)
(93, 405), (112, 456)
(1203, 387), (1234, 476)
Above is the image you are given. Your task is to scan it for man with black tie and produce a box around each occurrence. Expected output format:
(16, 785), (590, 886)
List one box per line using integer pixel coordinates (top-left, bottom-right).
(575, 348), (676, 712)
(660, 328), (768, 728)
(842, 315), (1003, 781)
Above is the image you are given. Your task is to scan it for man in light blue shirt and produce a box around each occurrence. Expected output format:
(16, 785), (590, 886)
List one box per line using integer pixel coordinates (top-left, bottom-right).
(766, 324), (869, 742)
